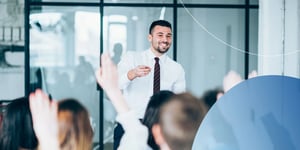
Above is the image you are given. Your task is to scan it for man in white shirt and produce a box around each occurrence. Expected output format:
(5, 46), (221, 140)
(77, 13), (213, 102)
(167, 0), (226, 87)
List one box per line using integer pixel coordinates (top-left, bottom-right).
(114, 20), (186, 149)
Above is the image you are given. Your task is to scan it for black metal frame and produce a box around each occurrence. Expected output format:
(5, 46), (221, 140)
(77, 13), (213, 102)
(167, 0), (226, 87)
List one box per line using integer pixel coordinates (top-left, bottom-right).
(99, 0), (104, 149)
(24, 0), (258, 149)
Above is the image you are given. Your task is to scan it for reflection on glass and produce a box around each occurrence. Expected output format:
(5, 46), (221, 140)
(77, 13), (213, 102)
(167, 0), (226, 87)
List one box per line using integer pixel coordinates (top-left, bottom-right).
(29, 6), (100, 146)
(177, 8), (246, 96)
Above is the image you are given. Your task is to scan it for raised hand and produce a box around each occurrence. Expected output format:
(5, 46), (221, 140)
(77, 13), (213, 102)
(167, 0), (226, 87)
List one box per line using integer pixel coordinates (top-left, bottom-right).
(96, 53), (119, 93)
(223, 71), (243, 93)
(29, 89), (60, 150)
(95, 53), (129, 114)
(248, 70), (258, 79)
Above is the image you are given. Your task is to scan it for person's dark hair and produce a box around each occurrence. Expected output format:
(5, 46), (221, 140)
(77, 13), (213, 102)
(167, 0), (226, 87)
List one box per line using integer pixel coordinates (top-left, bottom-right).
(143, 90), (175, 150)
(159, 93), (207, 150)
(149, 20), (172, 34)
(0, 97), (38, 150)
(202, 88), (224, 109)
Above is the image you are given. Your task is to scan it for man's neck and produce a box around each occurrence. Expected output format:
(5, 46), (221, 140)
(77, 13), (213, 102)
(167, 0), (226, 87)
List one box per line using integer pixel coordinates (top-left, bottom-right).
(150, 48), (163, 57)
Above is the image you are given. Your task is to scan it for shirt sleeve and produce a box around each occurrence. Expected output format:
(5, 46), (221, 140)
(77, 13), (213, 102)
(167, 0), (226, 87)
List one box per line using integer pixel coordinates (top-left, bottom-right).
(118, 52), (135, 90)
(173, 65), (186, 93)
(116, 111), (150, 150)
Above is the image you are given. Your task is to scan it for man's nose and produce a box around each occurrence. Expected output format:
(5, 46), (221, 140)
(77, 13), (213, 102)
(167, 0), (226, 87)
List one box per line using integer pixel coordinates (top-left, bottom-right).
(162, 36), (168, 42)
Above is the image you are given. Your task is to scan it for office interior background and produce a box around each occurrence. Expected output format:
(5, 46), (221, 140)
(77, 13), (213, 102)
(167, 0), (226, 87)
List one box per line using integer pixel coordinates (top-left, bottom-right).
(0, 0), (299, 149)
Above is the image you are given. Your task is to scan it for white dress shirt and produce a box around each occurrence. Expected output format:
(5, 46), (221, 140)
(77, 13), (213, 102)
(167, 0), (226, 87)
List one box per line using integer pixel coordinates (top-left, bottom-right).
(118, 49), (186, 118)
(117, 110), (151, 150)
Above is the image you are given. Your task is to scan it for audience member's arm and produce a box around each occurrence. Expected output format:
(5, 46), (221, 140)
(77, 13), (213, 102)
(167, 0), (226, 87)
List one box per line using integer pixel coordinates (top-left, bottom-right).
(96, 53), (129, 114)
(223, 70), (258, 93)
(248, 70), (258, 79)
(223, 71), (243, 93)
(96, 53), (149, 150)
(29, 89), (60, 150)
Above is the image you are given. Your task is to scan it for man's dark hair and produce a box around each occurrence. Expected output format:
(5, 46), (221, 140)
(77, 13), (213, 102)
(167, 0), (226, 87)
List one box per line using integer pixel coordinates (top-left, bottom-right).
(149, 20), (172, 34)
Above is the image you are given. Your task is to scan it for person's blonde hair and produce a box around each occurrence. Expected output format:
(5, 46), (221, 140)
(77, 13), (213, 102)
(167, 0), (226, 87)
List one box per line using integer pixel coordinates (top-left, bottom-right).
(58, 99), (93, 150)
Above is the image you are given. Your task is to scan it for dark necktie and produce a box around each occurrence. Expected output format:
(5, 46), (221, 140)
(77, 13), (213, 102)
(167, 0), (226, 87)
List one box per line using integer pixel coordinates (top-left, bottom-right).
(153, 57), (160, 94)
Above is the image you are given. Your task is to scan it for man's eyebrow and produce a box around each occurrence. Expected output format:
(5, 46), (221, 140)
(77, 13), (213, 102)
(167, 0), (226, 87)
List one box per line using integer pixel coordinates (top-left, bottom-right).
(156, 32), (173, 35)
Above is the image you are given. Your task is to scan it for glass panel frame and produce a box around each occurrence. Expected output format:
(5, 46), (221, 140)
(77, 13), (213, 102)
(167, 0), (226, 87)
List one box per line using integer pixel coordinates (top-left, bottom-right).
(30, 0), (101, 3)
(104, 0), (173, 4)
(177, 0), (245, 5)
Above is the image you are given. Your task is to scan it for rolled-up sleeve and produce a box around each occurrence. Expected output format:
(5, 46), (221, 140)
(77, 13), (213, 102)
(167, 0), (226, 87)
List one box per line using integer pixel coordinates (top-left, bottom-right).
(118, 52), (135, 90)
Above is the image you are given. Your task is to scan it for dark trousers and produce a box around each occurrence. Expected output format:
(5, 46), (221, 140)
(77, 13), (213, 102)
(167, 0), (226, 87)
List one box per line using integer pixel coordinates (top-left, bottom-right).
(113, 123), (124, 150)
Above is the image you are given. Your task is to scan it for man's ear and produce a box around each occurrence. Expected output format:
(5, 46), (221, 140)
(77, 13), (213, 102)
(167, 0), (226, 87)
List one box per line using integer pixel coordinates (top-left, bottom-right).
(152, 124), (165, 145)
(148, 34), (152, 42)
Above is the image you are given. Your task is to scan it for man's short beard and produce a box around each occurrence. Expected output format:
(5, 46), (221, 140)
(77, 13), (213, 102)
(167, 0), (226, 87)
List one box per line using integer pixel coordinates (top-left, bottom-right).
(156, 47), (169, 54)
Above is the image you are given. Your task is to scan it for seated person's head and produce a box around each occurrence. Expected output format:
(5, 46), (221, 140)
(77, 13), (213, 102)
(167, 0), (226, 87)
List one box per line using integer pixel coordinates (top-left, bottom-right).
(57, 99), (93, 150)
(152, 93), (207, 150)
(143, 90), (175, 149)
(0, 97), (38, 150)
(201, 88), (224, 109)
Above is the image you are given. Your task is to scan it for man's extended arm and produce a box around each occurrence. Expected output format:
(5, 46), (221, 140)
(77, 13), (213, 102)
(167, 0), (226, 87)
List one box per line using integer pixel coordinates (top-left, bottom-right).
(118, 52), (151, 89)
(118, 52), (135, 89)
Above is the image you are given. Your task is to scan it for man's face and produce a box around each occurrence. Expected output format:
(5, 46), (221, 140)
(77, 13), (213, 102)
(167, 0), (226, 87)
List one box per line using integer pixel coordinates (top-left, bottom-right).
(148, 25), (172, 54)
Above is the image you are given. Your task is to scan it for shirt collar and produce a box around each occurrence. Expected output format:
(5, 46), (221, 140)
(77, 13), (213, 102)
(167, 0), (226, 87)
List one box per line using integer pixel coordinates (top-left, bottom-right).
(146, 48), (167, 63)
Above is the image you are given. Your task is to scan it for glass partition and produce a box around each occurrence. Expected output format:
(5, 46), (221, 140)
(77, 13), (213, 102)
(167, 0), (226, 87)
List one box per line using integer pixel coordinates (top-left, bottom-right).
(0, 0), (25, 100)
(249, 9), (258, 74)
(177, 8), (245, 96)
(29, 6), (100, 146)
